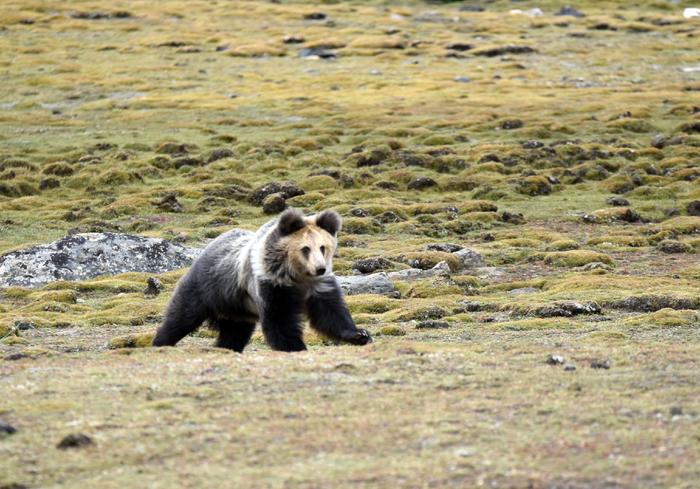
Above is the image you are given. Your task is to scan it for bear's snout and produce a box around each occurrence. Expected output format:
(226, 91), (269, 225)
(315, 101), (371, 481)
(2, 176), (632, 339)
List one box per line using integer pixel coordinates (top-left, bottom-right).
(315, 267), (326, 276)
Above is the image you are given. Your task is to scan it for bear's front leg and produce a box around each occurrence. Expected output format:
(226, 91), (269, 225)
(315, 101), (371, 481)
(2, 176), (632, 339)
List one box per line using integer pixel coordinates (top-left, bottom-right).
(306, 277), (372, 346)
(258, 281), (307, 352)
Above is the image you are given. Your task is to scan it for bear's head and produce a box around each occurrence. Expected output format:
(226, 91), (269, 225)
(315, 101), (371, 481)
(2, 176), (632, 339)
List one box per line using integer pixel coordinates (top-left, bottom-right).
(264, 208), (341, 284)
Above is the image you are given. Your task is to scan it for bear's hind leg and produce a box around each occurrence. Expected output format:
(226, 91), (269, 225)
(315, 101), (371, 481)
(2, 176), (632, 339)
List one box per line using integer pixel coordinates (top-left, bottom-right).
(153, 284), (207, 347)
(213, 319), (256, 352)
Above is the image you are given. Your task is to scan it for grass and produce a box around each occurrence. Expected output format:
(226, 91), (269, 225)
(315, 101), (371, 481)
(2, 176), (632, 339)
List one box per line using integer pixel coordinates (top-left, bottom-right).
(1, 1), (700, 488)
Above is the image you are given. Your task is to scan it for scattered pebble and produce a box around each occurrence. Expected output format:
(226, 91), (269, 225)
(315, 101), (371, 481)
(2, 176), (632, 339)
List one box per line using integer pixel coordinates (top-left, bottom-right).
(415, 320), (450, 329)
(303, 12), (326, 20)
(352, 257), (394, 274)
(590, 359), (611, 369)
(154, 193), (183, 213)
(606, 196), (630, 207)
(407, 176), (437, 190)
(262, 193), (287, 214)
(57, 433), (94, 449)
(563, 364), (577, 371)
(501, 119), (523, 130)
(555, 6), (586, 18)
(686, 200), (700, 217)
(144, 277), (164, 296)
(546, 354), (565, 365)
(453, 76), (471, 83)
(670, 406), (683, 416)
(0, 420), (17, 436)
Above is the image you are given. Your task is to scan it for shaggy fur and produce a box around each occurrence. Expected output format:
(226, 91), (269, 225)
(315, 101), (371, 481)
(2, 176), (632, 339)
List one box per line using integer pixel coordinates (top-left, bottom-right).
(152, 209), (371, 352)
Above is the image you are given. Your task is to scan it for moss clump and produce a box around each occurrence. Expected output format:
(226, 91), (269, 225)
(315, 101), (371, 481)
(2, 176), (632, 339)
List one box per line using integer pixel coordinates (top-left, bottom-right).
(623, 309), (700, 328)
(2, 335), (28, 346)
(399, 251), (461, 272)
(422, 135), (455, 146)
(589, 208), (641, 223)
(108, 333), (156, 349)
(547, 239), (579, 251)
(600, 175), (635, 194)
(346, 295), (398, 314)
(516, 176), (551, 196)
(342, 217), (382, 234)
(494, 318), (576, 331)
(377, 325), (406, 336)
(661, 216), (700, 234)
(543, 250), (614, 268)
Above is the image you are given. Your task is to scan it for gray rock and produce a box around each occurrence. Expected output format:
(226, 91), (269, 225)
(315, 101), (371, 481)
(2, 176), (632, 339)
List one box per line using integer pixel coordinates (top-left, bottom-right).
(453, 248), (486, 269)
(387, 261), (450, 281)
(507, 287), (540, 295)
(351, 257), (394, 274)
(0, 233), (200, 288)
(546, 354), (565, 365)
(0, 420), (17, 436)
(336, 272), (396, 296)
(415, 320), (450, 329)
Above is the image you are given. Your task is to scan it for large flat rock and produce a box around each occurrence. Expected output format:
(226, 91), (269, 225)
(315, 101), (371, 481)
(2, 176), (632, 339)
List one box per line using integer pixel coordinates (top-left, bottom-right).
(0, 233), (200, 288)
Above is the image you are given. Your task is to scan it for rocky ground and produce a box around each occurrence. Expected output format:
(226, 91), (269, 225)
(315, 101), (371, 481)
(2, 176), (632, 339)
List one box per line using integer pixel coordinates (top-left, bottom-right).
(1, 1), (699, 488)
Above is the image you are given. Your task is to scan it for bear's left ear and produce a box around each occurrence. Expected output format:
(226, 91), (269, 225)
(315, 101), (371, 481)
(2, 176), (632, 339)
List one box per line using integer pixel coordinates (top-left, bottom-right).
(278, 208), (306, 236)
(315, 210), (341, 236)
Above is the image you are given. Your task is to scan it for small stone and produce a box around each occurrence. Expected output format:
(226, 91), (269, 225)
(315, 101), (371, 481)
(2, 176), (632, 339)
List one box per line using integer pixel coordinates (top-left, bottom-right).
(453, 248), (486, 269)
(454, 75), (471, 83)
(546, 354), (565, 365)
(415, 320), (450, 329)
(651, 134), (667, 149)
(501, 211), (524, 224)
(670, 406), (683, 416)
(563, 364), (577, 371)
(606, 196), (630, 207)
(522, 140), (544, 149)
(144, 277), (164, 296)
(376, 211), (402, 224)
(426, 243), (463, 253)
(303, 12), (327, 20)
(657, 240), (689, 254)
(352, 257), (394, 274)
(14, 320), (36, 330)
(39, 177), (60, 190)
(501, 119), (523, 130)
(262, 193), (287, 214)
(0, 420), (17, 436)
(555, 6), (586, 18)
(283, 35), (305, 44)
(590, 359), (611, 369)
(507, 287), (539, 295)
(249, 181), (304, 205)
(154, 193), (183, 213)
(206, 148), (233, 163)
(57, 433), (94, 449)
(298, 48), (336, 59)
(349, 208), (368, 218)
(447, 43), (473, 52)
(687, 200), (700, 216)
(407, 176), (437, 190)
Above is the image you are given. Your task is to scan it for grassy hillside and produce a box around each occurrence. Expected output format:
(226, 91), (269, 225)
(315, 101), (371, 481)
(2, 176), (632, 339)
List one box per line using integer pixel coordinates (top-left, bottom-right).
(1, 1), (699, 487)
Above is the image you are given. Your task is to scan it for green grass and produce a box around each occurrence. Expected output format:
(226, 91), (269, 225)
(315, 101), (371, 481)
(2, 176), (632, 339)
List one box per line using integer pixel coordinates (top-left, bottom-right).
(1, 1), (700, 487)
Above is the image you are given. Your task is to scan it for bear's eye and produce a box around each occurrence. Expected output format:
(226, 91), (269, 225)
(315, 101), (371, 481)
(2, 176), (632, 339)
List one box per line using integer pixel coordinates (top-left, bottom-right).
(320, 245), (326, 255)
(301, 246), (311, 258)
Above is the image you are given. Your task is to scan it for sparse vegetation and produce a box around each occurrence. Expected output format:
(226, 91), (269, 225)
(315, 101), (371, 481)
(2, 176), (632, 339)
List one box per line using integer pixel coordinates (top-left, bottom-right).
(1, 1), (699, 488)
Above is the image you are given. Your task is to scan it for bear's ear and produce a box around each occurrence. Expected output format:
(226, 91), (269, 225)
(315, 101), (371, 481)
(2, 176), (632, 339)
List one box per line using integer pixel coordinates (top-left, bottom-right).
(315, 210), (341, 236)
(278, 208), (306, 236)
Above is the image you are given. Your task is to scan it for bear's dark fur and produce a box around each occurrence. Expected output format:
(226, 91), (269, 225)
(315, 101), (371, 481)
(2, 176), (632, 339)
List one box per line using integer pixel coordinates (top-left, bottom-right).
(152, 209), (371, 352)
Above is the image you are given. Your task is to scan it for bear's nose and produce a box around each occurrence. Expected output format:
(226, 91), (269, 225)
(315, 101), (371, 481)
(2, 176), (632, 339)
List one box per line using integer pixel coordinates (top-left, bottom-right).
(316, 267), (326, 276)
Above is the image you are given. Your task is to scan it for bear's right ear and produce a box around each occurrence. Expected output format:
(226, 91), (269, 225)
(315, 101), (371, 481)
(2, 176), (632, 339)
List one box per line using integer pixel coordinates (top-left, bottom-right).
(277, 208), (306, 236)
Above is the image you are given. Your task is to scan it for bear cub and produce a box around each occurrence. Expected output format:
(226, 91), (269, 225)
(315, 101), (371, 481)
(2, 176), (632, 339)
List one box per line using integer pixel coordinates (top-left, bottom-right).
(153, 208), (372, 352)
